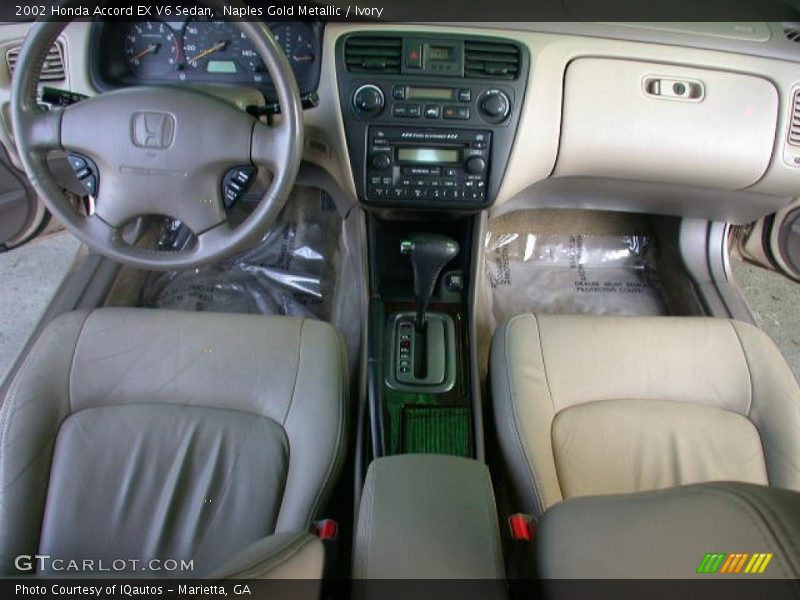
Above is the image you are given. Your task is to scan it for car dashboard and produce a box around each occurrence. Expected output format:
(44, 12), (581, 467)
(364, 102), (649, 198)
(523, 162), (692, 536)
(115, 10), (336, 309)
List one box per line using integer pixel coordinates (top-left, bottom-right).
(0, 19), (797, 225)
(89, 18), (323, 99)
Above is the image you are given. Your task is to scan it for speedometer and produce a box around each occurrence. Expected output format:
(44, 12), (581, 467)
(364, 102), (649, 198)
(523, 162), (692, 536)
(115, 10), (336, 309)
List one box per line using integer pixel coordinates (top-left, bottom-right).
(124, 21), (179, 78)
(181, 19), (267, 82)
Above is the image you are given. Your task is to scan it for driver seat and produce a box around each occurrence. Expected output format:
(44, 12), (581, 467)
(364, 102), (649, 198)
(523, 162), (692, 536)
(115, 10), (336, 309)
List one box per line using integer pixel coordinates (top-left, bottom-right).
(0, 308), (347, 578)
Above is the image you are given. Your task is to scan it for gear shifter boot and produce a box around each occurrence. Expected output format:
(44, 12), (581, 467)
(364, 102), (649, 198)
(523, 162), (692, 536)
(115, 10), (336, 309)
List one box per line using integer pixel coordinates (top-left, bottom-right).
(401, 233), (460, 330)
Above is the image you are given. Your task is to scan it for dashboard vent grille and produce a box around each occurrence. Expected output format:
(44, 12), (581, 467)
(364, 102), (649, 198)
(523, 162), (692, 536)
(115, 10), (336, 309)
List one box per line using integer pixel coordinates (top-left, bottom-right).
(464, 41), (520, 80)
(344, 36), (402, 74)
(6, 43), (65, 81)
(789, 89), (800, 147)
(784, 27), (800, 42)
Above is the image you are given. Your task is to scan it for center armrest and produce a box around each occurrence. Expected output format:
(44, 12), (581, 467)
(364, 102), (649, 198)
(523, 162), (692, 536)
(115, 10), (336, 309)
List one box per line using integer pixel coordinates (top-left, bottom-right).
(353, 454), (505, 580)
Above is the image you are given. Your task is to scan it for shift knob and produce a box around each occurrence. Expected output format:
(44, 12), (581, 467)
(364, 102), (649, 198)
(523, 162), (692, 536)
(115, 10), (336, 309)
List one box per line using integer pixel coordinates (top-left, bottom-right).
(401, 233), (460, 330)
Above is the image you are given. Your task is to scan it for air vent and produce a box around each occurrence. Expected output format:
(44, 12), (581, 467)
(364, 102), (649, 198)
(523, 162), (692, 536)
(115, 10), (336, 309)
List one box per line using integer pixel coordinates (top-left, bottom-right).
(789, 89), (800, 147)
(464, 41), (520, 80)
(344, 36), (401, 74)
(784, 26), (800, 42)
(6, 43), (65, 82)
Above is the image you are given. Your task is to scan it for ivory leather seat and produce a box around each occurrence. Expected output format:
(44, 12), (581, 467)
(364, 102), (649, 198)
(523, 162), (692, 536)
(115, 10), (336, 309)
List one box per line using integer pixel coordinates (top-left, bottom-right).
(491, 314), (800, 516)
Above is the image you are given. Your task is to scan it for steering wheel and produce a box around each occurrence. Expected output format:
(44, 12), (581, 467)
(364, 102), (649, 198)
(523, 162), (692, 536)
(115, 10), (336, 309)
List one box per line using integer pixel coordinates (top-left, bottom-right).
(10, 4), (303, 271)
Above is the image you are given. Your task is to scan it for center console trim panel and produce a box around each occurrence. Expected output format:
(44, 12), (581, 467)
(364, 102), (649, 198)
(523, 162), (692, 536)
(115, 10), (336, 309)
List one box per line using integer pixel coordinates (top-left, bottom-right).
(385, 311), (457, 393)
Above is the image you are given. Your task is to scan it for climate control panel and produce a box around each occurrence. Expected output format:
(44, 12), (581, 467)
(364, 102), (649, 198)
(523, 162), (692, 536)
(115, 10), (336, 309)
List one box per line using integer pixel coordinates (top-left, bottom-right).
(350, 82), (515, 126)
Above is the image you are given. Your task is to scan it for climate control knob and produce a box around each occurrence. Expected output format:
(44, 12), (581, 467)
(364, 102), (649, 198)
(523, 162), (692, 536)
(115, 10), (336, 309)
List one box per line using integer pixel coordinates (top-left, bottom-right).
(465, 156), (487, 175)
(353, 84), (385, 117)
(371, 153), (392, 171)
(479, 90), (510, 121)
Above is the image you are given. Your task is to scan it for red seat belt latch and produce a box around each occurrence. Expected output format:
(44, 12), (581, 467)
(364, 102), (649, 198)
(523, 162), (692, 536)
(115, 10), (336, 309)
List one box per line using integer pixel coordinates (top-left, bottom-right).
(508, 513), (535, 541)
(315, 518), (338, 541)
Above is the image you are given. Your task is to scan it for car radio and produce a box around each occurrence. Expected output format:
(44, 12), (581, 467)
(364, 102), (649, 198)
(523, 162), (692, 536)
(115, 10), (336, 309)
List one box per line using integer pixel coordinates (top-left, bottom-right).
(366, 127), (491, 203)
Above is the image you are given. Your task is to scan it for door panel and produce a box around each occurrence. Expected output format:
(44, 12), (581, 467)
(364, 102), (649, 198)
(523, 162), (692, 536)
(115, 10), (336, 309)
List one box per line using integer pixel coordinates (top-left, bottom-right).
(772, 201), (800, 280)
(735, 198), (800, 283)
(0, 145), (48, 250)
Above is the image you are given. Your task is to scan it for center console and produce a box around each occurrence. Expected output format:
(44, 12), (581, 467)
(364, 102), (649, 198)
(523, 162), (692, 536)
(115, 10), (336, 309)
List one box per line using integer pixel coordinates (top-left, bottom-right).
(344, 36), (530, 540)
(366, 217), (476, 458)
(336, 33), (529, 209)
(340, 33), (531, 461)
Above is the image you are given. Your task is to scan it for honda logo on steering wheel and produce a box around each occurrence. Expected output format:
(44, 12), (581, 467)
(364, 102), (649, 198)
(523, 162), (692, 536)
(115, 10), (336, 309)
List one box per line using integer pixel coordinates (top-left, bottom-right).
(131, 112), (175, 149)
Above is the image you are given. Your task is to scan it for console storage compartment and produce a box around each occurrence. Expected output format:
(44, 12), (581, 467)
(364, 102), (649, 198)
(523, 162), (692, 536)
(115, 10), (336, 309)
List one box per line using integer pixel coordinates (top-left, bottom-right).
(353, 455), (505, 582)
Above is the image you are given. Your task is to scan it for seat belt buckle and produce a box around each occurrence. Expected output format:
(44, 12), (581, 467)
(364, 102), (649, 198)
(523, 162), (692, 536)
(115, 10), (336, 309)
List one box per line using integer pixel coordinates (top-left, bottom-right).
(314, 518), (339, 541)
(312, 519), (339, 585)
(508, 513), (536, 541)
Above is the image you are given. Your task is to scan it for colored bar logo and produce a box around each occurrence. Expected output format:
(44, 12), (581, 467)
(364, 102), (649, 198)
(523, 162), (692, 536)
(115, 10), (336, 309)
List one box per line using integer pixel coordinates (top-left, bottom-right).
(697, 552), (773, 574)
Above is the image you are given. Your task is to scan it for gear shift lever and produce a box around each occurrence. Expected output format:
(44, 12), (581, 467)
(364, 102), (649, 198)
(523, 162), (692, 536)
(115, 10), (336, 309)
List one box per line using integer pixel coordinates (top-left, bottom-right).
(401, 233), (460, 330)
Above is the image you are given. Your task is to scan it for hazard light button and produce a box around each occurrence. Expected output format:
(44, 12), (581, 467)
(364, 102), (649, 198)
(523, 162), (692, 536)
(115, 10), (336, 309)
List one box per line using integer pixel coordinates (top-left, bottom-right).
(405, 42), (422, 68)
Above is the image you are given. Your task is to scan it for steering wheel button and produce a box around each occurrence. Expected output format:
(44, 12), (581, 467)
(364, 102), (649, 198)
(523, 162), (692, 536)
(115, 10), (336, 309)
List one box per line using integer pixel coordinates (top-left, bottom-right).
(82, 176), (97, 196)
(68, 155), (87, 171)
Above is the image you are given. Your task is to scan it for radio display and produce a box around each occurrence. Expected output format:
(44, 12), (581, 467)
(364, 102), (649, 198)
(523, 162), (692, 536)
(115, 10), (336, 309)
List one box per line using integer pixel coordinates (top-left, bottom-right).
(406, 86), (455, 101)
(397, 147), (459, 164)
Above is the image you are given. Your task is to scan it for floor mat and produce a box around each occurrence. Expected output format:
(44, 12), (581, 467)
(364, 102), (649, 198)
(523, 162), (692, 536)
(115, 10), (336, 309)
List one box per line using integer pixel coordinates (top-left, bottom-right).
(401, 405), (472, 457)
(484, 211), (666, 326)
(141, 187), (340, 319)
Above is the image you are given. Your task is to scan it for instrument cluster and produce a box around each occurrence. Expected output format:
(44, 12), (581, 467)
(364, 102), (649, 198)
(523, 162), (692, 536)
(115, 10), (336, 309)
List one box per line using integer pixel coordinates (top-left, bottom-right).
(92, 18), (322, 97)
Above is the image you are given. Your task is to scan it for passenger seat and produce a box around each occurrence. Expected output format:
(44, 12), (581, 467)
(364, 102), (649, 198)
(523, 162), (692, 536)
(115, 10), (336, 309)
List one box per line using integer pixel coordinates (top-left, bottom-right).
(490, 314), (800, 516)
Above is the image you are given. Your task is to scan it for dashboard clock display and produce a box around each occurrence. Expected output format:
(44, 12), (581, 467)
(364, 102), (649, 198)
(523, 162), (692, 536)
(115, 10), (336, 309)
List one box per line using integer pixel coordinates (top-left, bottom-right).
(426, 46), (454, 61)
(124, 21), (179, 77)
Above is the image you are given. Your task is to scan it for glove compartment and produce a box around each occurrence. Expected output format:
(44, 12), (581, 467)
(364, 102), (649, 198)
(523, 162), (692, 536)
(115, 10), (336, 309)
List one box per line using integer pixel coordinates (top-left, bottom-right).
(554, 58), (779, 190)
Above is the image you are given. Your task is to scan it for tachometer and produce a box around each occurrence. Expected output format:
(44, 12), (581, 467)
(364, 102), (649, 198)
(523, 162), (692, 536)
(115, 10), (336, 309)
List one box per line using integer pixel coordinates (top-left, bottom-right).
(124, 21), (179, 78)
